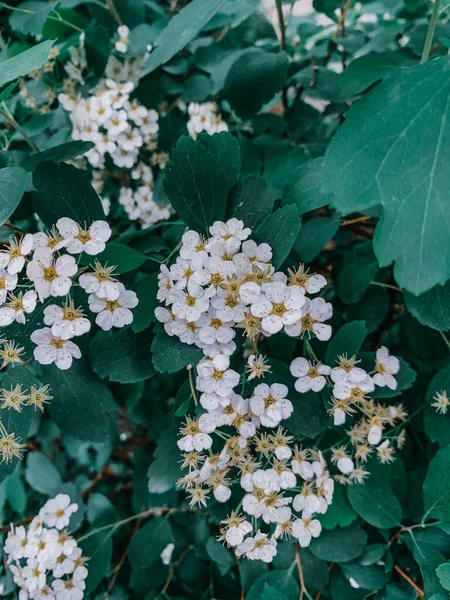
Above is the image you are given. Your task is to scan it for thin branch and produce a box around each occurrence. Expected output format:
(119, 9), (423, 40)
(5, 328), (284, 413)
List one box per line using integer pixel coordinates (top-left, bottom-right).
(421, 0), (441, 63)
(439, 330), (450, 352)
(340, 215), (371, 227)
(332, 0), (351, 38)
(274, 0), (286, 50)
(188, 367), (198, 406)
(106, 0), (123, 25)
(0, 102), (39, 152)
(161, 545), (192, 595)
(295, 544), (313, 600)
(369, 281), (403, 293)
(394, 565), (424, 598)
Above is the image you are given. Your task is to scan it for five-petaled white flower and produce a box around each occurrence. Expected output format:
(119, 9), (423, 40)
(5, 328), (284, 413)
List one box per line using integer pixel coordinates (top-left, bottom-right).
(26, 251), (77, 301)
(31, 328), (81, 370)
(0, 234), (33, 275)
(373, 346), (400, 390)
(88, 282), (138, 331)
(290, 357), (331, 393)
(56, 218), (111, 255)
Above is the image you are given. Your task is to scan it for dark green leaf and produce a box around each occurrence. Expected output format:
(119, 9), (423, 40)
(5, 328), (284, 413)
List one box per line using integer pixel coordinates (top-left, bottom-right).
(0, 167), (27, 226)
(347, 478), (402, 528)
(132, 273), (159, 333)
(405, 281), (450, 331)
(423, 444), (450, 522)
(22, 141), (94, 172)
(25, 451), (62, 495)
(309, 524), (367, 563)
(282, 157), (333, 215)
(253, 205), (301, 269)
(325, 321), (367, 366)
(294, 216), (339, 263)
(151, 329), (203, 373)
(128, 518), (173, 568)
(227, 175), (274, 230)
(79, 530), (113, 594)
(0, 40), (54, 86)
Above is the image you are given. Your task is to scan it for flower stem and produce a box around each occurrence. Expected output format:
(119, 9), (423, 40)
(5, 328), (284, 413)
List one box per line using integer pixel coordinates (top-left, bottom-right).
(421, 0), (441, 64)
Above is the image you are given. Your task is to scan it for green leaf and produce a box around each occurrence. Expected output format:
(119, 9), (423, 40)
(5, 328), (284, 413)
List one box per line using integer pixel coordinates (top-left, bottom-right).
(48, 360), (116, 442)
(143, 0), (227, 74)
(336, 53), (397, 97)
(309, 524), (367, 563)
(147, 428), (182, 494)
(323, 57), (450, 294)
(224, 50), (288, 118)
(261, 584), (289, 600)
(9, 1), (56, 37)
(206, 537), (234, 576)
(0, 167), (27, 226)
(128, 518), (173, 568)
(405, 281), (450, 331)
(0, 80), (19, 103)
(91, 329), (155, 384)
(294, 216), (339, 263)
(319, 483), (357, 530)
(423, 445), (450, 522)
(132, 273), (159, 333)
(163, 136), (229, 234)
(25, 451), (62, 495)
(0, 40), (54, 86)
(371, 358), (416, 399)
(425, 362), (450, 446)
(79, 530), (113, 594)
(325, 321), (367, 366)
(437, 562), (450, 591)
(409, 542), (446, 599)
(151, 329), (203, 373)
(347, 478), (402, 528)
(253, 205), (302, 269)
(198, 131), (241, 191)
(340, 563), (389, 591)
(282, 157), (333, 215)
(227, 175), (274, 230)
(31, 162), (104, 227)
(81, 242), (147, 274)
(338, 244), (379, 304)
(22, 141), (94, 172)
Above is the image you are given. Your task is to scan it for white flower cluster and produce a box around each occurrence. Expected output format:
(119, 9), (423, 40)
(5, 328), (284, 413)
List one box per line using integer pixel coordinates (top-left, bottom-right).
(154, 219), (335, 561)
(118, 161), (172, 227)
(0, 218), (138, 371)
(5, 494), (87, 600)
(59, 78), (159, 170)
(187, 102), (228, 139)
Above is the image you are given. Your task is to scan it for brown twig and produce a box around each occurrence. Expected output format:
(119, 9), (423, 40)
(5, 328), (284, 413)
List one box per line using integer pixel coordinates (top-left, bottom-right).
(333, 0), (351, 38)
(314, 563), (334, 600)
(340, 215), (371, 227)
(295, 544), (309, 600)
(105, 0), (123, 25)
(80, 465), (109, 498)
(105, 518), (142, 596)
(394, 565), (424, 598)
(161, 544), (192, 595)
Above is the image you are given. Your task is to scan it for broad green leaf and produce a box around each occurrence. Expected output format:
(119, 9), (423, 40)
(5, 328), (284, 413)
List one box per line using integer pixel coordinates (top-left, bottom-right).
(338, 244), (379, 304)
(48, 360), (116, 442)
(336, 53), (397, 97)
(31, 162), (104, 227)
(198, 131), (241, 191)
(425, 362), (450, 446)
(282, 157), (333, 215)
(405, 281), (450, 331)
(147, 428), (182, 494)
(0, 167), (27, 226)
(323, 57), (450, 294)
(319, 483), (357, 530)
(0, 80), (19, 103)
(206, 537), (234, 575)
(227, 175), (274, 230)
(9, 1), (56, 37)
(143, 0), (227, 74)
(409, 542), (446, 599)
(423, 445), (450, 522)
(91, 329), (155, 384)
(347, 478), (402, 528)
(163, 136), (229, 234)
(128, 518), (173, 568)
(79, 530), (113, 594)
(224, 49), (288, 118)
(132, 273), (159, 333)
(247, 569), (300, 600)
(253, 205), (302, 269)
(309, 524), (367, 563)
(437, 562), (450, 591)
(81, 242), (147, 274)
(294, 216), (339, 263)
(340, 563), (389, 591)
(22, 141), (94, 172)
(151, 329), (203, 373)
(261, 585), (289, 600)
(4, 465), (27, 516)
(25, 451), (62, 495)
(0, 40), (54, 86)
(325, 321), (367, 366)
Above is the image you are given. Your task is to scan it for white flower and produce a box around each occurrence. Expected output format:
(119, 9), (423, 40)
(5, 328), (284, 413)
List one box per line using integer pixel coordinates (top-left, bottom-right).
(333, 369), (375, 402)
(285, 297), (333, 340)
(88, 282), (138, 331)
(290, 357), (331, 393)
(292, 517), (322, 547)
(34, 527), (59, 565)
(34, 586), (56, 600)
(33, 228), (69, 256)
(368, 424), (383, 445)
(26, 252), (77, 301)
(250, 281), (305, 335)
(31, 328), (81, 370)
(78, 261), (120, 301)
(235, 531), (277, 563)
(0, 268), (18, 304)
(177, 416), (213, 452)
(209, 219), (251, 245)
(42, 494), (78, 530)
(373, 346), (400, 390)
(0, 291), (37, 326)
(22, 558), (46, 592)
(234, 240), (272, 275)
(52, 576), (85, 600)
(222, 513), (252, 547)
(56, 218), (111, 255)
(168, 285), (209, 322)
(0, 234), (33, 275)
(43, 303), (91, 340)
(160, 542), (175, 565)
(431, 390), (450, 415)
(337, 456), (354, 474)
(249, 383), (293, 428)
(5, 526), (35, 561)
(196, 355), (239, 398)
(196, 311), (235, 345)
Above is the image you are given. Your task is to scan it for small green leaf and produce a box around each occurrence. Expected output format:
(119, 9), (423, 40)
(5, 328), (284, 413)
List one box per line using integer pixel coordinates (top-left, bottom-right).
(151, 329), (203, 373)
(147, 428), (182, 494)
(0, 40), (55, 86)
(405, 281), (450, 331)
(347, 478), (402, 528)
(338, 244), (379, 305)
(31, 162), (104, 227)
(25, 451), (62, 495)
(309, 524), (367, 563)
(224, 50), (288, 118)
(437, 562), (450, 591)
(423, 445), (450, 522)
(9, 1), (56, 37)
(0, 167), (27, 226)
(132, 274), (159, 333)
(325, 321), (367, 366)
(206, 537), (234, 575)
(253, 205), (302, 269)
(81, 242), (147, 274)
(336, 53), (396, 97)
(22, 141), (94, 172)
(282, 157), (333, 215)
(294, 216), (339, 263)
(227, 175), (274, 231)
(128, 518), (173, 568)
(79, 530), (113, 594)
(261, 584), (289, 600)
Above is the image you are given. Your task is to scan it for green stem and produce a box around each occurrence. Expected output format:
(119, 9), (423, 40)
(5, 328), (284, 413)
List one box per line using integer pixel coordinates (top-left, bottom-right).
(421, 0), (441, 63)
(0, 102), (39, 152)
(439, 330), (450, 352)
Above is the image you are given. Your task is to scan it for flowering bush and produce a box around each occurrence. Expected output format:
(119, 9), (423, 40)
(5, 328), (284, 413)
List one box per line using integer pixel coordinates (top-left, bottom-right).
(1, 0), (450, 598)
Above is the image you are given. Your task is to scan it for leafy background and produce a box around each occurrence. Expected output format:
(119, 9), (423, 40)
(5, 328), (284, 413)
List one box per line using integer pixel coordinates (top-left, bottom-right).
(1, 0), (450, 598)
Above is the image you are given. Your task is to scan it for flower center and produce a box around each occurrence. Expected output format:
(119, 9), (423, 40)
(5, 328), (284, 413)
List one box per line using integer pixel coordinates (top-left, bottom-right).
(106, 300), (119, 311)
(301, 315), (314, 330)
(307, 367), (319, 378)
(9, 247), (21, 258)
(210, 273), (222, 286)
(187, 423), (200, 435)
(376, 360), (385, 374)
(185, 295), (196, 307)
(264, 395), (276, 408)
(272, 303), (286, 316)
(47, 236), (60, 248)
(225, 296), (238, 307)
(44, 267), (57, 281)
(50, 339), (65, 350)
(210, 318), (222, 329)
(0, 278), (5, 290)
(212, 369), (223, 381)
(10, 298), (23, 311)
(63, 308), (77, 321)
(77, 231), (91, 243)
